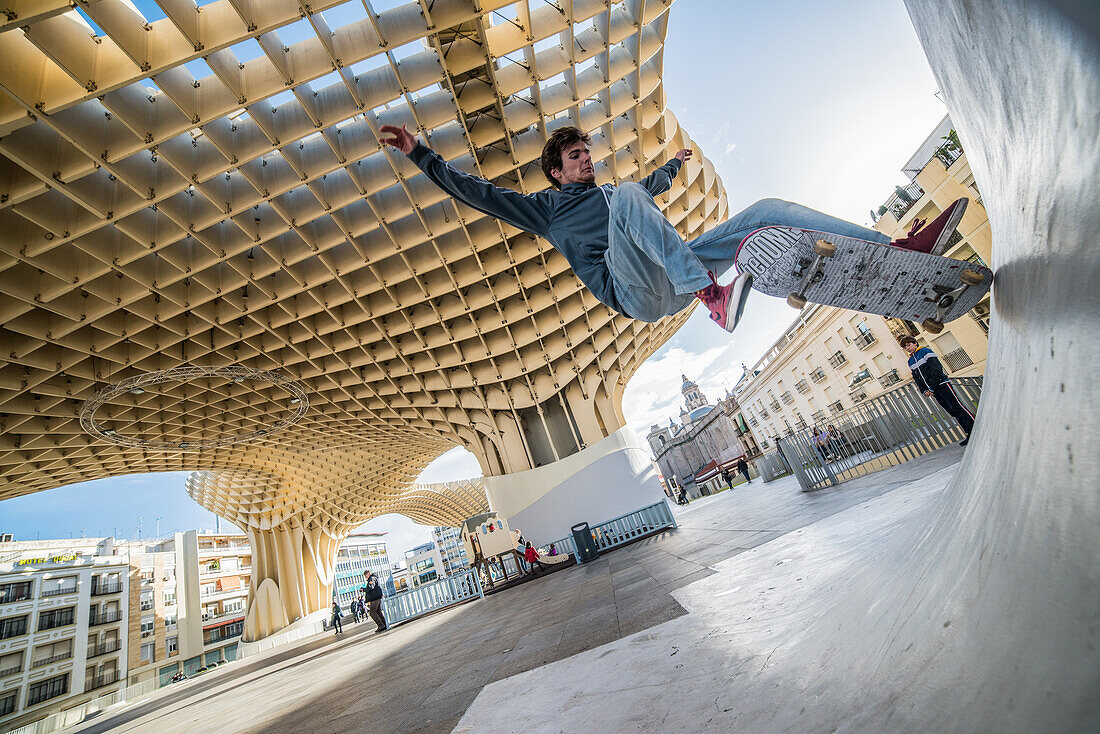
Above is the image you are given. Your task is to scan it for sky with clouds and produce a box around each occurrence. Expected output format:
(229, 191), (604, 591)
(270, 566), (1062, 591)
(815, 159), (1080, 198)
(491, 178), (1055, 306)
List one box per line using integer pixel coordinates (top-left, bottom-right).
(1, 0), (948, 566)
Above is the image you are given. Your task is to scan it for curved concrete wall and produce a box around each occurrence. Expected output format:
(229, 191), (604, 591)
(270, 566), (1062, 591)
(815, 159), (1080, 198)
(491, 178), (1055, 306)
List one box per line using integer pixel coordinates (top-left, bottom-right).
(482, 427), (667, 547)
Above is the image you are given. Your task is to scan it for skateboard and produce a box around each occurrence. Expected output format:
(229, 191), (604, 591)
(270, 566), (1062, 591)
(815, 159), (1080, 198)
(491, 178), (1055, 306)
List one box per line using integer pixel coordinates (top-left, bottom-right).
(734, 226), (993, 333)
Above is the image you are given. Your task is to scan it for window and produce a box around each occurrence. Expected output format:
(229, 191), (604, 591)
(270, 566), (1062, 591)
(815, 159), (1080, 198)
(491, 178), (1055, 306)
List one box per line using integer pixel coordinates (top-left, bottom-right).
(0, 650), (22, 677)
(0, 690), (16, 716)
(0, 615), (28, 640)
(141, 617), (155, 638)
(37, 607), (75, 631)
(27, 673), (69, 706)
(200, 584), (216, 596)
(40, 576), (78, 597)
(166, 636), (178, 654)
(141, 643), (155, 662)
(163, 590), (176, 606)
(140, 591), (154, 611)
(32, 638), (72, 667)
(0, 580), (33, 603)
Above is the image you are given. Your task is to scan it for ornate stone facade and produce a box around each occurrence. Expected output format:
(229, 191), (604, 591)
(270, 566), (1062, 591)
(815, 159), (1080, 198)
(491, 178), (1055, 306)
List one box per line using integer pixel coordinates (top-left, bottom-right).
(646, 375), (758, 498)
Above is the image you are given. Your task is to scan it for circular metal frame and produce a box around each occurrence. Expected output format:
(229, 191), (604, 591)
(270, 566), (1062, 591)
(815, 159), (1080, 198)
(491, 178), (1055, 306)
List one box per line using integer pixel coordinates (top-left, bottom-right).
(79, 366), (309, 451)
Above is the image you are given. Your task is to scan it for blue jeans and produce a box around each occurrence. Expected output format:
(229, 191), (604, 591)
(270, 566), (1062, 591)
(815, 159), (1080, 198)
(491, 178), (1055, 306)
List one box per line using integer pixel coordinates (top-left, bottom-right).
(605, 183), (891, 322)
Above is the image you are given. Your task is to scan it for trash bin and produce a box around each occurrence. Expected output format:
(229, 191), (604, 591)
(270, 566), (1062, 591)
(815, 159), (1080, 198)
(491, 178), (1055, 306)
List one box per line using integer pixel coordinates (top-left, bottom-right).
(571, 522), (600, 564)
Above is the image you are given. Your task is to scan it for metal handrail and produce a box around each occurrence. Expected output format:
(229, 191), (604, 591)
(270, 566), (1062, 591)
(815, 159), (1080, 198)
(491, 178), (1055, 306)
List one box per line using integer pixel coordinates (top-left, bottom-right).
(88, 611), (123, 626)
(795, 379), (809, 394)
(810, 368), (826, 383)
(90, 583), (123, 596)
(84, 672), (120, 693)
(828, 351), (847, 368)
(854, 331), (877, 350)
(87, 641), (121, 658)
(32, 651), (72, 668)
(381, 568), (484, 627)
(547, 501), (677, 558)
(39, 587), (78, 598)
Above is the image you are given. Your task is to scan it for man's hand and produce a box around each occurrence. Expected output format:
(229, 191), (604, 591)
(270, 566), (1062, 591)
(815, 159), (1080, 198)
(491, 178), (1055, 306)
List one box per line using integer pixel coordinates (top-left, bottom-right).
(674, 148), (693, 163)
(380, 124), (417, 155)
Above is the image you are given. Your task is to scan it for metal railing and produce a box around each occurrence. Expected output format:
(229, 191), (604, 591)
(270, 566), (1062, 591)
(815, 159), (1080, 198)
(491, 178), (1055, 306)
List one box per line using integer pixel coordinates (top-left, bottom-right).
(759, 408), (770, 418)
(879, 369), (902, 388)
(829, 400), (844, 414)
(89, 611), (123, 629)
(87, 641), (121, 658)
(854, 331), (877, 350)
(780, 391), (794, 404)
(943, 347), (974, 372)
(83, 672), (120, 693)
(381, 568), (483, 627)
(39, 586), (78, 598)
(769, 400), (781, 412)
(548, 501), (677, 557)
(828, 351), (847, 368)
(749, 417), (759, 427)
(0, 663), (21, 678)
(90, 583), (122, 596)
(795, 379), (809, 394)
(32, 651), (72, 668)
(810, 367), (826, 383)
(811, 409), (826, 422)
(5, 670), (164, 734)
(756, 450), (792, 482)
(881, 180), (926, 221)
(776, 378), (982, 492)
(849, 388), (869, 404)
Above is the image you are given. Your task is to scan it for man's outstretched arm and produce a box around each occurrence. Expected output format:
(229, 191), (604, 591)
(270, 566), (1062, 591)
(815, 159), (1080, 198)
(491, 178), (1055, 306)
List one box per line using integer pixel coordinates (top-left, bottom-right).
(637, 148), (692, 196)
(381, 124), (552, 236)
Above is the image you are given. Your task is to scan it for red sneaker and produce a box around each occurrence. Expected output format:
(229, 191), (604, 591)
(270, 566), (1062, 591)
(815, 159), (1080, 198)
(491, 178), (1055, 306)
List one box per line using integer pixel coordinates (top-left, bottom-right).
(695, 271), (753, 332)
(891, 198), (967, 255)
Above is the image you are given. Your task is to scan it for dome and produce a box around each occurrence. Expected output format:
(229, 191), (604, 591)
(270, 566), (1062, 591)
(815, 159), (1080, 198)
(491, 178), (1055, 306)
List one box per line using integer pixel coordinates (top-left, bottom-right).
(687, 405), (713, 422)
(681, 373), (697, 391)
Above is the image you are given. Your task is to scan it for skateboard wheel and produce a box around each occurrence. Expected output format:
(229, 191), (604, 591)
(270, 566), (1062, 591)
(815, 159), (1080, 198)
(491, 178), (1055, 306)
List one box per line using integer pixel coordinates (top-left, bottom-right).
(959, 268), (984, 286)
(921, 318), (944, 334)
(787, 293), (807, 310)
(813, 239), (837, 257)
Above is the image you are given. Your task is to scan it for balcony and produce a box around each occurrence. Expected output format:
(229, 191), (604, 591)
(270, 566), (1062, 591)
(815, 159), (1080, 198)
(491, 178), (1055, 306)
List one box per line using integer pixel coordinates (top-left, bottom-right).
(769, 400), (781, 412)
(90, 582), (123, 597)
(879, 369), (902, 388)
(759, 408), (769, 419)
(201, 609), (245, 625)
(37, 614), (75, 632)
(809, 367), (826, 383)
(0, 588), (33, 604)
(829, 400), (844, 415)
(780, 391), (794, 405)
(32, 651), (72, 668)
(811, 409), (826, 422)
(0, 662), (21, 678)
(878, 180), (926, 222)
(89, 610), (123, 627)
(84, 671), (120, 693)
(87, 641), (121, 658)
(793, 420), (807, 432)
(795, 379), (809, 394)
(854, 331), (877, 350)
(828, 351), (847, 369)
(749, 417), (759, 427)
(849, 388), (869, 404)
(942, 347), (975, 372)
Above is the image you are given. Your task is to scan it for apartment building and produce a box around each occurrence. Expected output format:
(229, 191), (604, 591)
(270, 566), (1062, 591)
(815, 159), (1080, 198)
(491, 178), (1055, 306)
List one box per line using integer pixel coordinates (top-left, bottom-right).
(871, 115), (991, 376)
(332, 533), (391, 608)
(403, 544), (444, 589)
(430, 526), (470, 578)
(0, 538), (129, 732)
(734, 304), (915, 449)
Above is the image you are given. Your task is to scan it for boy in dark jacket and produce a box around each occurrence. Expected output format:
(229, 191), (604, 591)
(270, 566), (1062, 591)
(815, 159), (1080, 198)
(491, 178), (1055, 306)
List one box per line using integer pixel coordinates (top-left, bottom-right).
(901, 336), (976, 445)
(330, 599), (343, 635)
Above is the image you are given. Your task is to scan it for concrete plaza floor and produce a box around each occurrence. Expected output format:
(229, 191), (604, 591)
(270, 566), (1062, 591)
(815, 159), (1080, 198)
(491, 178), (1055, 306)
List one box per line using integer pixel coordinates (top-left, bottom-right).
(74, 445), (964, 734)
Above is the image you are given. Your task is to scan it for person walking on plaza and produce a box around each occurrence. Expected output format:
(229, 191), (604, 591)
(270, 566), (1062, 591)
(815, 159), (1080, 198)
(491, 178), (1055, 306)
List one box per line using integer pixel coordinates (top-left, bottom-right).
(330, 599), (343, 635)
(721, 467), (733, 489)
(363, 570), (387, 633)
(380, 124), (967, 334)
(900, 336), (976, 445)
(736, 456), (752, 484)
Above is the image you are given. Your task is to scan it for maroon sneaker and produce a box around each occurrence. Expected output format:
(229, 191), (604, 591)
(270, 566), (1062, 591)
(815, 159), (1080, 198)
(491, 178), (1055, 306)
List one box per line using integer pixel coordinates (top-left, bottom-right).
(891, 198), (968, 255)
(695, 271), (753, 332)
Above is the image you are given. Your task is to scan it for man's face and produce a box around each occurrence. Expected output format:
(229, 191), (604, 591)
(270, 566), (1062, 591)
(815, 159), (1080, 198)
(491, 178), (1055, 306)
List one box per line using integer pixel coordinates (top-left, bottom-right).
(553, 140), (595, 186)
(903, 341), (919, 355)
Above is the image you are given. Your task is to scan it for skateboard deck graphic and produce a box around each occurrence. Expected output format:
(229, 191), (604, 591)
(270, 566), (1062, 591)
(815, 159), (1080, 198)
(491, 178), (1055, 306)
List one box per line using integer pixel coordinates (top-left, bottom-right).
(734, 226), (992, 330)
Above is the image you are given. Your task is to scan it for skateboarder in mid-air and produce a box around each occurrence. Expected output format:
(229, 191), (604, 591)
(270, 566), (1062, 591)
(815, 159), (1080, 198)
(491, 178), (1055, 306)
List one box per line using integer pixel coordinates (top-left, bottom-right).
(380, 124), (968, 332)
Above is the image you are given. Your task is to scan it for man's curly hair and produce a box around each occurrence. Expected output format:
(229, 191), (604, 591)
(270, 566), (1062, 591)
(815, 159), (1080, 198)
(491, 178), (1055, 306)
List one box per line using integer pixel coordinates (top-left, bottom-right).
(540, 126), (591, 189)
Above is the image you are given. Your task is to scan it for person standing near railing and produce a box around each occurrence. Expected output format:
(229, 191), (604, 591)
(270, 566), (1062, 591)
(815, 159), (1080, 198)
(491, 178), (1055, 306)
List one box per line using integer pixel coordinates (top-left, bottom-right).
(900, 336), (976, 445)
(330, 599), (343, 636)
(363, 570), (387, 633)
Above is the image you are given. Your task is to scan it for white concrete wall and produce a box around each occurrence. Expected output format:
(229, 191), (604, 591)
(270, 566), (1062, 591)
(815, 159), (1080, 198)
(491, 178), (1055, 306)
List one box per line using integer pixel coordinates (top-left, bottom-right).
(483, 427), (667, 548)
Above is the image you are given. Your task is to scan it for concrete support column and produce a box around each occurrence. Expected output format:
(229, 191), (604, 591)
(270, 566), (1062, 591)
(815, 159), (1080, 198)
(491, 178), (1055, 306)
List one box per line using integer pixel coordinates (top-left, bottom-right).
(243, 521), (341, 642)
